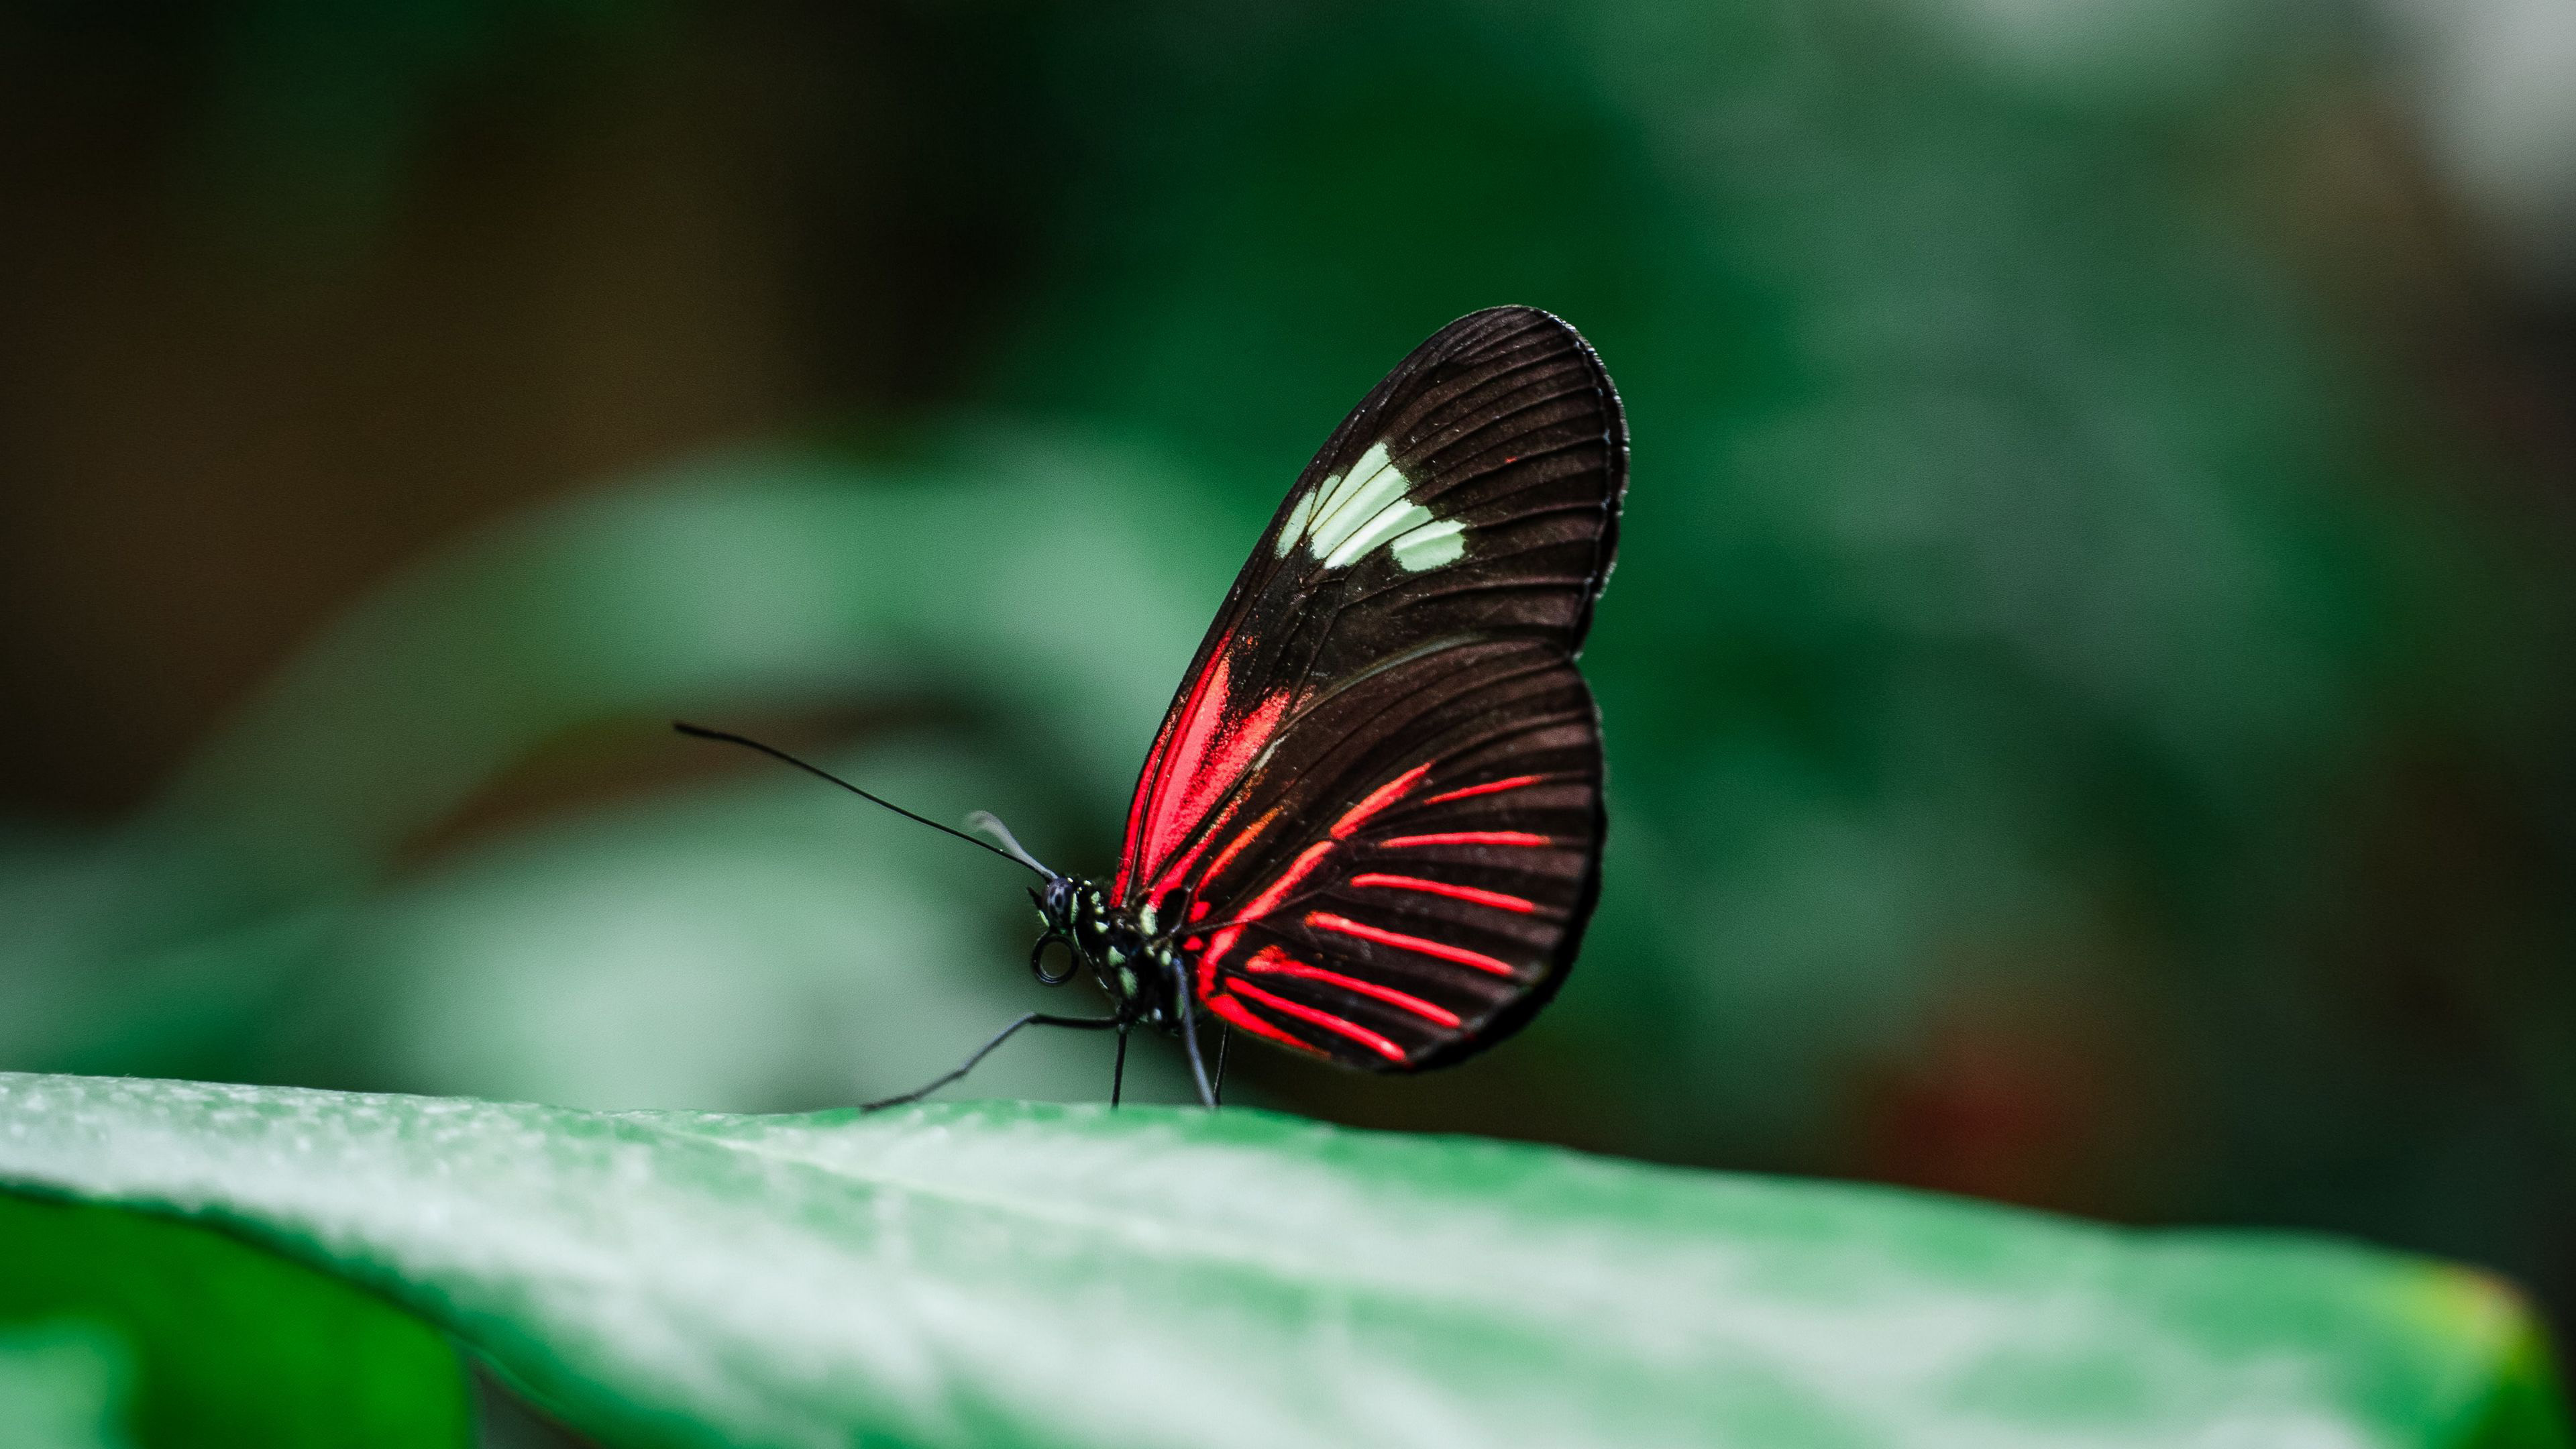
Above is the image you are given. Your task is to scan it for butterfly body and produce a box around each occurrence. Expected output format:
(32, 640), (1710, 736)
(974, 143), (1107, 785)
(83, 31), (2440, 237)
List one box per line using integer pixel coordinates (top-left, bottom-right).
(1032, 876), (1185, 1030)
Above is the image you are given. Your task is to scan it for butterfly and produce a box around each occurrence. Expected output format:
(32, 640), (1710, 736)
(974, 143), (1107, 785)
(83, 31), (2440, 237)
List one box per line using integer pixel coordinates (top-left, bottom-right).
(682, 305), (1625, 1108)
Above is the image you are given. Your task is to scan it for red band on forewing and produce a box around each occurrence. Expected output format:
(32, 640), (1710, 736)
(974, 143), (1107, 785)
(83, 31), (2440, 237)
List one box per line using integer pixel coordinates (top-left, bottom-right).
(1421, 774), (1546, 805)
(1120, 636), (1291, 902)
(1118, 628), (1232, 898)
(1306, 912), (1517, 976)
(1381, 830), (1552, 849)
(1161, 690), (1287, 888)
(1227, 978), (1407, 1063)
(1205, 993), (1321, 1056)
(1146, 792), (1246, 904)
(1240, 945), (1460, 1027)
(1346, 873), (1536, 914)
(1331, 763), (1434, 839)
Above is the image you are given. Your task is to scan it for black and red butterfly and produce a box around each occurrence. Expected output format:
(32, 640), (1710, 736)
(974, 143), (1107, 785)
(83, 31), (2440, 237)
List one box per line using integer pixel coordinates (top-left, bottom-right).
(682, 305), (1625, 1106)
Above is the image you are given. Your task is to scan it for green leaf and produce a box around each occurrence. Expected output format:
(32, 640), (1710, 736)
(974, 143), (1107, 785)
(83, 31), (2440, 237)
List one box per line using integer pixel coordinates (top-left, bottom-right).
(0, 1073), (2560, 1449)
(0, 1193), (470, 1449)
(0, 1320), (128, 1449)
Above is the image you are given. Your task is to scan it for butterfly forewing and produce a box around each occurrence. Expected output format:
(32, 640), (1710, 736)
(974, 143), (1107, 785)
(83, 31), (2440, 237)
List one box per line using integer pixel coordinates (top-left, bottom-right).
(1114, 306), (1625, 1071)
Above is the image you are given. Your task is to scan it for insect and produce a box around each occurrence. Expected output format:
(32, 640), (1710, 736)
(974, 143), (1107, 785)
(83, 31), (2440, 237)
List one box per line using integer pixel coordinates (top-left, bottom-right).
(682, 305), (1625, 1108)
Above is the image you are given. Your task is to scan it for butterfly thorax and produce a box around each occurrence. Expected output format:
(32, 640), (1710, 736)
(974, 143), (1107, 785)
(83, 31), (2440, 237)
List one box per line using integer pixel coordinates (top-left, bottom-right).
(1034, 876), (1183, 1026)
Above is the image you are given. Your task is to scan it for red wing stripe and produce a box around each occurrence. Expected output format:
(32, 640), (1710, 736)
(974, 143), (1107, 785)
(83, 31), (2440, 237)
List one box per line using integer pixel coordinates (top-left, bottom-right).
(1244, 841), (1336, 921)
(1306, 912), (1518, 977)
(1163, 688), (1288, 879)
(1381, 830), (1552, 849)
(1240, 945), (1462, 1027)
(1205, 993), (1322, 1056)
(1187, 805), (1279, 896)
(1126, 636), (1292, 902)
(1331, 763), (1434, 839)
(1146, 792), (1246, 902)
(1118, 627), (1234, 898)
(1197, 839), (1337, 994)
(1227, 978), (1408, 1063)
(1346, 873), (1536, 914)
(1421, 774), (1546, 805)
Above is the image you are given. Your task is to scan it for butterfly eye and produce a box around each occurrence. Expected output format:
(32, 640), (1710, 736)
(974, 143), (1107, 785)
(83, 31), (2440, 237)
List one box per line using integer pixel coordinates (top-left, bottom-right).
(1029, 932), (1079, 986)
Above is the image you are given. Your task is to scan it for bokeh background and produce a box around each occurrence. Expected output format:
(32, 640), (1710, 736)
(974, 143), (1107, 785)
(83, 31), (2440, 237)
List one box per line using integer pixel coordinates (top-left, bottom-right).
(2, 0), (2571, 1336)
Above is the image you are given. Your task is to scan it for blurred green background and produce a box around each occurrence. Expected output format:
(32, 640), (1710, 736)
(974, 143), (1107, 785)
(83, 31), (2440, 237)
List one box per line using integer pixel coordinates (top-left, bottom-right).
(0, 0), (2569, 1350)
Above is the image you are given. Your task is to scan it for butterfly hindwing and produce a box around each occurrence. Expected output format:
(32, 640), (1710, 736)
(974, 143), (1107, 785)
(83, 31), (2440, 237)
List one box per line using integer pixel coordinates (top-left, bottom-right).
(1182, 640), (1601, 1069)
(1116, 306), (1625, 1070)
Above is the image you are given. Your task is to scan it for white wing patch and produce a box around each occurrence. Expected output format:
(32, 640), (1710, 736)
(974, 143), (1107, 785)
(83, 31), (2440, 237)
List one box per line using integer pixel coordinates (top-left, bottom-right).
(1273, 441), (1468, 572)
(1388, 517), (1466, 570)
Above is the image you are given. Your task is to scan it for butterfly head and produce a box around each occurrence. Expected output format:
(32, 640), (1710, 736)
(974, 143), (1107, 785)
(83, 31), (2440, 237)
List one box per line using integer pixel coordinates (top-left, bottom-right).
(1027, 876), (1179, 1022)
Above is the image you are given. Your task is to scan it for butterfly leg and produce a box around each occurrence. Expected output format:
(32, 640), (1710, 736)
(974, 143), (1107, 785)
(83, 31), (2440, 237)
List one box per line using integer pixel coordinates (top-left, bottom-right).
(1111, 1026), (1130, 1108)
(1212, 1024), (1231, 1106)
(1167, 960), (1220, 1110)
(860, 1011), (1120, 1110)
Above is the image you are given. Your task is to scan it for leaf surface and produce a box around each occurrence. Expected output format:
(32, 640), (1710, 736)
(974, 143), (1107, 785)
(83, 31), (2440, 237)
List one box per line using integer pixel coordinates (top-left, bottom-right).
(0, 1072), (2561, 1449)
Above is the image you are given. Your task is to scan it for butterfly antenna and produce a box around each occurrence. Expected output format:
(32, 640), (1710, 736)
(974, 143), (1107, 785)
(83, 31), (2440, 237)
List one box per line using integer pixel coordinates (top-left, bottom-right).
(963, 811), (1055, 878)
(673, 722), (1049, 877)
